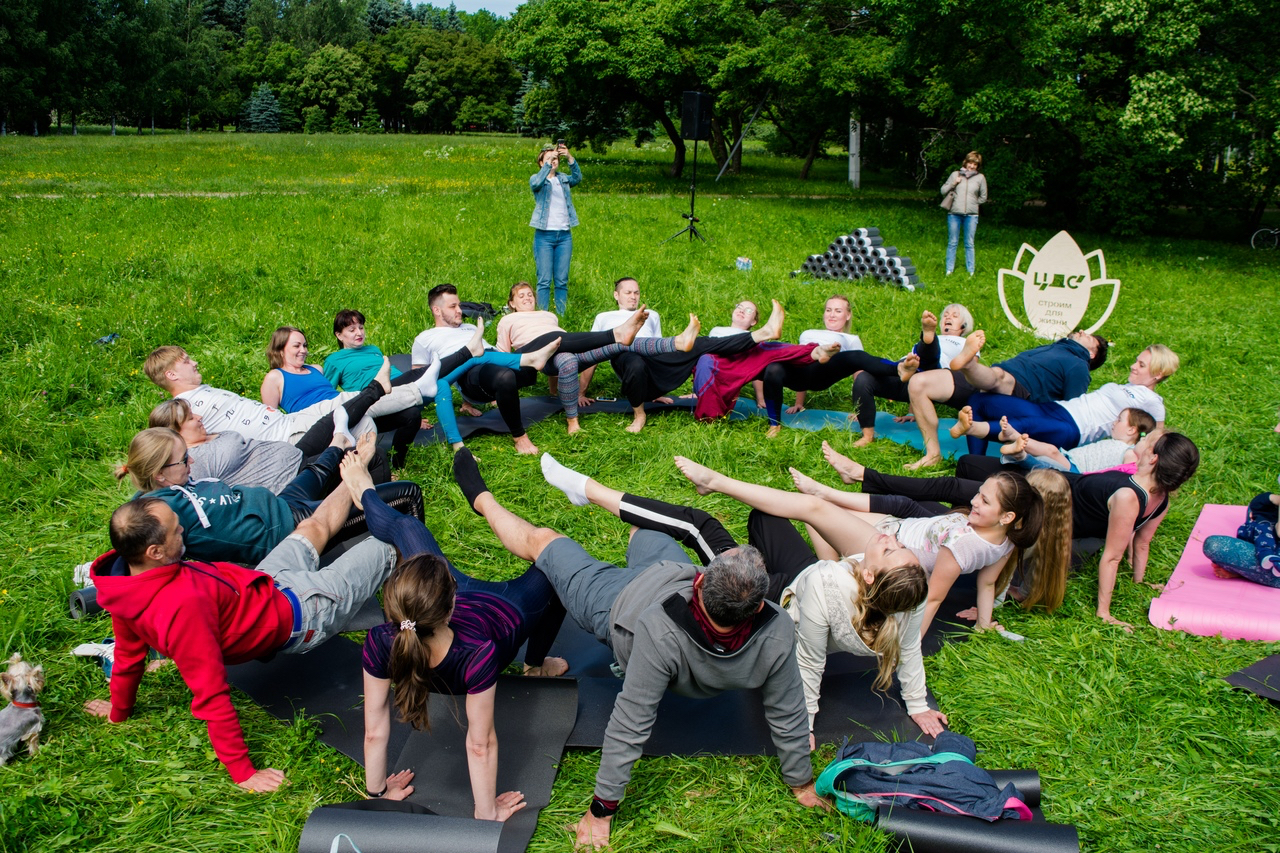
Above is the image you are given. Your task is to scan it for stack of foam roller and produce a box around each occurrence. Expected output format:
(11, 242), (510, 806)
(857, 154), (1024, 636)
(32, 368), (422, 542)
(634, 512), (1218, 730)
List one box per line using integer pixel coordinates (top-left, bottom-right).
(800, 227), (922, 290)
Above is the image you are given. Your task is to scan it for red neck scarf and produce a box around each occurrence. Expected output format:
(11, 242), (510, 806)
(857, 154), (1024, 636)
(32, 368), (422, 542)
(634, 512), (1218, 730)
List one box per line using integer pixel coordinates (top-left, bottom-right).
(689, 572), (752, 652)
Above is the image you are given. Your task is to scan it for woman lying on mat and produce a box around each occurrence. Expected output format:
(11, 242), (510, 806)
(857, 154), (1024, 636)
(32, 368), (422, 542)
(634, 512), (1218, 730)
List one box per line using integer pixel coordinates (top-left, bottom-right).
(495, 281), (699, 434)
(1204, 492), (1280, 588)
(949, 344), (1177, 456)
(826, 430), (1200, 631)
(118, 428), (423, 565)
(671, 457), (1046, 638)
(350, 464), (568, 820)
(537, 454), (937, 739)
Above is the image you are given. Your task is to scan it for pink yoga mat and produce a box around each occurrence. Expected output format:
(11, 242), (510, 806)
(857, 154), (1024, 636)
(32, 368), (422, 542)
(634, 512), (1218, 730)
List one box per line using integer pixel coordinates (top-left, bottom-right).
(1148, 504), (1280, 641)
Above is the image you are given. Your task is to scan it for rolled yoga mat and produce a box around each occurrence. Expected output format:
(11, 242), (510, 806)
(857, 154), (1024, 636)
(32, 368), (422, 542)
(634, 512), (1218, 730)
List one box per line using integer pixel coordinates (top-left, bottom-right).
(988, 769), (1041, 807)
(69, 586), (102, 619)
(875, 804), (1079, 853)
(298, 800), (503, 853)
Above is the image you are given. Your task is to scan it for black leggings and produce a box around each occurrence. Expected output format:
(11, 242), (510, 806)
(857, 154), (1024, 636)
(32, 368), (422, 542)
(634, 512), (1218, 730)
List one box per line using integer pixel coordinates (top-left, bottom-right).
(456, 363), (539, 439)
(282, 446), (426, 549)
(292, 381), (386, 457)
(616, 494), (813, 603)
(846, 334), (948, 430)
(520, 329), (617, 356)
(860, 466), (983, 514)
(614, 333), (757, 406)
(379, 346), (474, 465)
(760, 350), (873, 426)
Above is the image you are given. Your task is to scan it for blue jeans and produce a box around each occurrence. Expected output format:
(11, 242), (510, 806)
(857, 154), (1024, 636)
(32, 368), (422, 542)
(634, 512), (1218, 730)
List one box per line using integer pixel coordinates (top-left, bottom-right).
(946, 214), (978, 275)
(533, 228), (572, 313)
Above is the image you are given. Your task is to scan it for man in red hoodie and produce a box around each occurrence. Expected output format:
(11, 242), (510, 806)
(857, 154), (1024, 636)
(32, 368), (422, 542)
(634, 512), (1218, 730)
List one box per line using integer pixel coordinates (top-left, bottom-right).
(83, 454), (395, 792)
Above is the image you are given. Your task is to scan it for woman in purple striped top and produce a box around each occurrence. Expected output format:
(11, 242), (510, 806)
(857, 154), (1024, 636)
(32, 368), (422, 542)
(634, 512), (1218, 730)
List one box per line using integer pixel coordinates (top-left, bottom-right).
(350, 470), (567, 821)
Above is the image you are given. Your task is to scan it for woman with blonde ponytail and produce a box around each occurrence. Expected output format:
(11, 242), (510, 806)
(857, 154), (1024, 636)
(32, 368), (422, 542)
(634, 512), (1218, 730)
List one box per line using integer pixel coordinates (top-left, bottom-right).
(350, 463), (567, 822)
(537, 454), (938, 741)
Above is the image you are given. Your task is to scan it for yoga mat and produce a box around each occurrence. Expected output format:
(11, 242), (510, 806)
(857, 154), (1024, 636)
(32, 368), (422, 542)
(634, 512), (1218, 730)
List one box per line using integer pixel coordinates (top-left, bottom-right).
(227, 637), (413, 766)
(875, 805), (1080, 853)
(69, 586), (102, 619)
(988, 769), (1041, 808)
(1225, 653), (1280, 705)
(390, 676), (578, 853)
(1148, 504), (1280, 641)
(726, 401), (990, 459)
(298, 800), (504, 853)
(555, 572), (977, 752)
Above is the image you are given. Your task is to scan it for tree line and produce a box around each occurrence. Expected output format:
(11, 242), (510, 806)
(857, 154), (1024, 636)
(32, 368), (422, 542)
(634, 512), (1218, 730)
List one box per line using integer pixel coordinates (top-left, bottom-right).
(2, 0), (1276, 233)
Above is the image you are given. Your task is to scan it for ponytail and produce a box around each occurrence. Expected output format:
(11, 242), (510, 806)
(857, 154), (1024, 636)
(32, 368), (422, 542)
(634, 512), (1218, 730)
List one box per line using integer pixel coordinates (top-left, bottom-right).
(384, 554), (456, 730)
(848, 559), (928, 691)
(1018, 469), (1072, 612)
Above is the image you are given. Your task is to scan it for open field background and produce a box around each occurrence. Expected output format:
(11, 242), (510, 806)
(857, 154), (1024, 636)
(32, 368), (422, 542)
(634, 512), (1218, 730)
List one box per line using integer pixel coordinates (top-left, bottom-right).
(0, 132), (1277, 852)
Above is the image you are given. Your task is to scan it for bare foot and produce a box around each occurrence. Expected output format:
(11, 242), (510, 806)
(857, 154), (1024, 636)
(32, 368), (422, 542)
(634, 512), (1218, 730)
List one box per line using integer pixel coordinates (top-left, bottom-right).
(852, 429), (874, 448)
(355, 430), (377, 464)
(920, 310), (938, 339)
(375, 357), (392, 393)
(905, 452), (942, 471)
(468, 318), (486, 357)
(521, 337), (560, 371)
(675, 314), (700, 352)
(566, 417), (581, 435)
(614, 306), (649, 346)
(513, 434), (539, 455)
(674, 456), (719, 495)
(626, 408), (647, 433)
(897, 352), (920, 383)
(340, 452), (375, 510)
(766, 425), (782, 438)
(1212, 564), (1240, 579)
(950, 330), (985, 371)
(949, 406), (974, 439)
(524, 657), (569, 677)
(789, 467), (829, 497)
(753, 299), (785, 342)
(822, 440), (864, 483)
(460, 401), (484, 417)
(811, 343), (840, 364)
(1000, 432), (1029, 457)
(996, 416), (1020, 443)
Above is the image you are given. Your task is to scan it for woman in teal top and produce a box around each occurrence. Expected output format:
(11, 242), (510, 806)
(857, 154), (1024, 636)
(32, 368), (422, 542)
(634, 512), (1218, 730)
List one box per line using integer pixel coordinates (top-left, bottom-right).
(118, 427), (423, 564)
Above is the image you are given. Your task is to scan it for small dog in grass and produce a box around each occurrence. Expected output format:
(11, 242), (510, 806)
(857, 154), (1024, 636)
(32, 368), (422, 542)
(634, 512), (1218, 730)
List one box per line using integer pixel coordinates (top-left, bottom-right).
(0, 653), (45, 765)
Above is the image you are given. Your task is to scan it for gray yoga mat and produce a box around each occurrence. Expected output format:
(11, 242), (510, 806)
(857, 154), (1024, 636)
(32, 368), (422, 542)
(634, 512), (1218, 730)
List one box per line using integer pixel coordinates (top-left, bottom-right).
(298, 800), (504, 853)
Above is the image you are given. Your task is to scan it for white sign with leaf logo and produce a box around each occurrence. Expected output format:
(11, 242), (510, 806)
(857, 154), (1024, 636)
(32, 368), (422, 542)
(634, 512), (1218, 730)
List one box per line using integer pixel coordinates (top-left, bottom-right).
(997, 231), (1120, 339)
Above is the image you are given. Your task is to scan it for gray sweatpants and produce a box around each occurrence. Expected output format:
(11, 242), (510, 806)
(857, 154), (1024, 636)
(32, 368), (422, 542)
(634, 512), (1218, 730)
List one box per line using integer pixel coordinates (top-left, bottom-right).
(255, 533), (397, 652)
(535, 530), (687, 646)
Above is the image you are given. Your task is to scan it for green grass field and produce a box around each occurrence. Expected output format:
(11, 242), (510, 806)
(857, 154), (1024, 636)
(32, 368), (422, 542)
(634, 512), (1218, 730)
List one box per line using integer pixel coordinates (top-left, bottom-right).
(0, 131), (1277, 852)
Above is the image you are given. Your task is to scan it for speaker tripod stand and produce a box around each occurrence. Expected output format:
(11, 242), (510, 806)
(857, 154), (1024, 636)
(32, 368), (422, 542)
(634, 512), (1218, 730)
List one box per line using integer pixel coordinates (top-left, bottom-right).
(663, 139), (706, 243)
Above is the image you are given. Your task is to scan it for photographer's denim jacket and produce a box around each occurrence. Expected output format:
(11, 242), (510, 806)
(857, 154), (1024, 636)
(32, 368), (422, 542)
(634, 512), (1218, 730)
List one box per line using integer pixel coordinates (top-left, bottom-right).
(528, 161), (582, 229)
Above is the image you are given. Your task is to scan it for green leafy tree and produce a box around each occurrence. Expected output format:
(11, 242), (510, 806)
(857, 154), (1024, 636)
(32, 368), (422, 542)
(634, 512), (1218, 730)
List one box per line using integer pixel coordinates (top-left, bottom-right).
(299, 43), (372, 127)
(406, 29), (518, 132)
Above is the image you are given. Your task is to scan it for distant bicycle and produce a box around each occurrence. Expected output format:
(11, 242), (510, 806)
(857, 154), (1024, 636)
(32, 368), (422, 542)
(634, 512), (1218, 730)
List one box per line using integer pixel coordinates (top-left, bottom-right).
(1251, 227), (1279, 249)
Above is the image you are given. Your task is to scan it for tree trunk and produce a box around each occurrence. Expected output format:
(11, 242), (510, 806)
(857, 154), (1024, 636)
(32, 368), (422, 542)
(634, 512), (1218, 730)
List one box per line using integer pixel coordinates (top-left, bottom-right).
(730, 113), (743, 174)
(1248, 174), (1278, 232)
(72, 113), (78, 135)
(709, 117), (728, 169)
(640, 95), (686, 178)
(186, 106), (191, 133)
(799, 129), (822, 180)
(151, 115), (155, 135)
(110, 114), (116, 136)
(33, 119), (39, 136)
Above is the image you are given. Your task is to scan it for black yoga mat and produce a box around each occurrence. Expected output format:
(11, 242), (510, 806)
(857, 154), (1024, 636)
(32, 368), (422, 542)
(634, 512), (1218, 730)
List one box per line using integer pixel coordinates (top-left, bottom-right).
(389, 676), (578, 853)
(1225, 653), (1280, 704)
(299, 800), (504, 853)
(227, 637), (413, 766)
(989, 769), (1041, 808)
(875, 804), (1080, 853)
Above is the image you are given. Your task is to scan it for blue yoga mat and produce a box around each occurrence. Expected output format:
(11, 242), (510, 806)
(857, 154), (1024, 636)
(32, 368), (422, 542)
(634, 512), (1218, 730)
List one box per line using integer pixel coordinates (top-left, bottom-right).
(726, 400), (984, 458)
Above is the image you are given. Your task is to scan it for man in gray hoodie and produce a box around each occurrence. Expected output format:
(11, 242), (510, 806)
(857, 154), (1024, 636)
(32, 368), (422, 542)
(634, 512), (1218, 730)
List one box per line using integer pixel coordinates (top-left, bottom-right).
(452, 450), (824, 849)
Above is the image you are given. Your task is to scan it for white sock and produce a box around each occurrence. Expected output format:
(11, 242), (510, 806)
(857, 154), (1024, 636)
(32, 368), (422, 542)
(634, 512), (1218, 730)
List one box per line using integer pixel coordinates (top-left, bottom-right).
(541, 453), (589, 506)
(415, 355), (441, 400)
(331, 407), (356, 446)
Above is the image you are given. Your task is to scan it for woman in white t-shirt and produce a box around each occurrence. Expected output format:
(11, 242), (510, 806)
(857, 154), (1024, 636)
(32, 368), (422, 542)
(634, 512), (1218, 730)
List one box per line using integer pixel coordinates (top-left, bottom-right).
(952, 345), (1177, 454)
(673, 458), (1045, 637)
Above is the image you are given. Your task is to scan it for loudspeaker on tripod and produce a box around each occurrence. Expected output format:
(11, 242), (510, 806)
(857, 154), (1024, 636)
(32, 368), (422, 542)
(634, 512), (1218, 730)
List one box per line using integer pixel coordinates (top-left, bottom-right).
(681, 91), (713, 141)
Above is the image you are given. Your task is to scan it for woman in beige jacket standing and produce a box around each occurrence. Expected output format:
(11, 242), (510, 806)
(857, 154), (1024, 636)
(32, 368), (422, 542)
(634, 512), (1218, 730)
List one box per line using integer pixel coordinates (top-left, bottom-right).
(941, 151), (988, 276)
